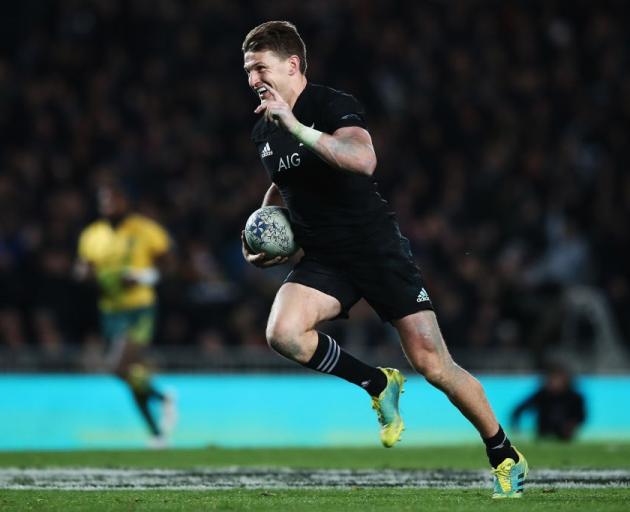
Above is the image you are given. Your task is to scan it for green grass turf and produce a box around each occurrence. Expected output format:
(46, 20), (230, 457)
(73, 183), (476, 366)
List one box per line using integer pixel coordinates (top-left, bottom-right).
(0, 442), (629, 469)
(1, 443), (629, 511)
(1, 489), (629, 512)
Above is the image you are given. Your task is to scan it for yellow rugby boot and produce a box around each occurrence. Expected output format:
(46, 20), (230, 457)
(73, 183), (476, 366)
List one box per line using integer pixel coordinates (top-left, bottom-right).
(371, 367), (405, 448)
(491, 447), (529, 498)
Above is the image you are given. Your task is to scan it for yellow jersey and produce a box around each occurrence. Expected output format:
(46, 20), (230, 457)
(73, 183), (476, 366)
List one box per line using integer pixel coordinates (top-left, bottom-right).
(78, 214), (170, 312)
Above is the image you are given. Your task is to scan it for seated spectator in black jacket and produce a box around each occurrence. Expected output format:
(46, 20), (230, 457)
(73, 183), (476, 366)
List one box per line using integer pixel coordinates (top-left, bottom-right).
(511, 365), (586, 441)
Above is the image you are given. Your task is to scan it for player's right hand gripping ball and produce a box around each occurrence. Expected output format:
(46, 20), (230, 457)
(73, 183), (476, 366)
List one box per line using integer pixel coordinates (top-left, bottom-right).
(244, 206), (298, 258)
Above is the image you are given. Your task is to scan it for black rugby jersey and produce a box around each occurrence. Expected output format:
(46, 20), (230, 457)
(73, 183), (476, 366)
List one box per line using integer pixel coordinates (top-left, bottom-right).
(251, 83), (393, 253)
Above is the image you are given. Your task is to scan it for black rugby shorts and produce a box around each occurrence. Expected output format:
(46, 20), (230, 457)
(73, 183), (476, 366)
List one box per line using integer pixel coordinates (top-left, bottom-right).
(284, 222), (433, 322)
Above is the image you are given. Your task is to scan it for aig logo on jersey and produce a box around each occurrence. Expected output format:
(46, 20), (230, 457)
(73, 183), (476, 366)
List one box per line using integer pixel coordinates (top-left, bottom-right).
(277, 152), (301, 172)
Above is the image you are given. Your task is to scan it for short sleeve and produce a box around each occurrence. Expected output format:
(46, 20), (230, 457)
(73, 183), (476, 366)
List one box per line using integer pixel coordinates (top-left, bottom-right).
(77, 229), (92, 262)
(324, 92), (368, 132)
(143, 220), (170, 256)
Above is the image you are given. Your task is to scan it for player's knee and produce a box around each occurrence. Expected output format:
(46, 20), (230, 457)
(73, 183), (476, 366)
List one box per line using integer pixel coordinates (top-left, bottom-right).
(422, 362), (450, 389)
(265, 318), (305, 358)
(113, 365), (128, 381)
(112, 357), (137, 382)
(412, 355), (455, 390)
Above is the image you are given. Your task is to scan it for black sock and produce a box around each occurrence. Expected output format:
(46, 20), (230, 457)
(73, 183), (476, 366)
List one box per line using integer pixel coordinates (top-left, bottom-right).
(302, 332), (387, 397)
(131, 389), (161, 436)
(147, 385), (165, 401)
(483, 425), (519, 467)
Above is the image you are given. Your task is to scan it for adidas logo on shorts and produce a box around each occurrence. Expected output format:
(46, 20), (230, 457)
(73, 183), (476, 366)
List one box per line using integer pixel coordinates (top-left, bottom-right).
(416, 288), (430, 303)
(261, 142), (273, 158)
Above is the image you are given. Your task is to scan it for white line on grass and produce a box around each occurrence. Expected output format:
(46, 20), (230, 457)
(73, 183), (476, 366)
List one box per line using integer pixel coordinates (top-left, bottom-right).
(1, 468), (629, 490)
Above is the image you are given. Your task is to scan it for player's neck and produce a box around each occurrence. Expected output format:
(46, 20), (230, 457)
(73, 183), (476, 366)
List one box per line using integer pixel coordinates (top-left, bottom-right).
(285, 76), (308, 109)
(106, 213), (128, 228)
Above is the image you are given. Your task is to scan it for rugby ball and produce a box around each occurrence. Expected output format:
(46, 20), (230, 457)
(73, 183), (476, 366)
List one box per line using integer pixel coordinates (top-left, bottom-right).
(244, 206), (298, 257)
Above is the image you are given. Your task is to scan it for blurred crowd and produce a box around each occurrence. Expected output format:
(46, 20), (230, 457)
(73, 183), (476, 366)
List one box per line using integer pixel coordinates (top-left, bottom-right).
(1, 0), (629, 367)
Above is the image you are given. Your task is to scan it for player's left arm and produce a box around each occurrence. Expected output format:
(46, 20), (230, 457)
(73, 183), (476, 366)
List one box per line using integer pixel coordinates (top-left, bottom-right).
(124, 220), (175, 287)
(74, 229), (97, 282)
(255, 86), (376, 176)
(299, 125), (376, 176)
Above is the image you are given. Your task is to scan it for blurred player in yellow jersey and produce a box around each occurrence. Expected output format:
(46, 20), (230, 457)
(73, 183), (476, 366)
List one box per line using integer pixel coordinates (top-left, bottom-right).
(76, 182), (177, 447)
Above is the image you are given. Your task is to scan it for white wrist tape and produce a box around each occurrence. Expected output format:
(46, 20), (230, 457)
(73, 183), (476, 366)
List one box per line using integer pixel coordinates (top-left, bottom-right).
(126, 268), (160, 286)
(291, 122), (322, 148)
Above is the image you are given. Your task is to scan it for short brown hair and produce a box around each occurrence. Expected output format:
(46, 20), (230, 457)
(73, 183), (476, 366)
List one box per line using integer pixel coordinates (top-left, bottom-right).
(242, 21), (307, 74)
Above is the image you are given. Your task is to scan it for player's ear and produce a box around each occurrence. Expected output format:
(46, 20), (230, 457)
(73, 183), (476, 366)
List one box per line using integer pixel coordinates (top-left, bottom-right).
(287, 55), (300, 76)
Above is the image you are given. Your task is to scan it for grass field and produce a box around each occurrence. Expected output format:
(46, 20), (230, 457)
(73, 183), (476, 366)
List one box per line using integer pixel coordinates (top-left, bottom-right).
(1, 442), (629, 511)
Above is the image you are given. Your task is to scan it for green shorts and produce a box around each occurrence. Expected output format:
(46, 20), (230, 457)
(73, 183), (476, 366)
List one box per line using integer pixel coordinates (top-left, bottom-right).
(101, 306), (156, 345)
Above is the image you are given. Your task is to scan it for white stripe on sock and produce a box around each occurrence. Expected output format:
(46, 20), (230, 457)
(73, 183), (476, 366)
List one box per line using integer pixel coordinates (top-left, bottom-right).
(321, 336), (340, 373)
(326, 342), (341, 372)
(490, 434), (507, 450)
(316, 335), (336, 371)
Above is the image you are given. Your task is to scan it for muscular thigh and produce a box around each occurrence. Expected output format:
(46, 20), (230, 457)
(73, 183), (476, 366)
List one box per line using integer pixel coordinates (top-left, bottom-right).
(268, 282), (343, 332)
(284, 256), (362, 319)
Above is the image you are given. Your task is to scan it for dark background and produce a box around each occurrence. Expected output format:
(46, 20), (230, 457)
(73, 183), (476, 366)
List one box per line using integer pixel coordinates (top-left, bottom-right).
(1, 0), (628, 372)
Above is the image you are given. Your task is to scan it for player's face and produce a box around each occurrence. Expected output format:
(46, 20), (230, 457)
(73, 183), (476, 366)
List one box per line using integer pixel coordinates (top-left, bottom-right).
(98, 186), (128, 218)
(244, 50), (292, 102)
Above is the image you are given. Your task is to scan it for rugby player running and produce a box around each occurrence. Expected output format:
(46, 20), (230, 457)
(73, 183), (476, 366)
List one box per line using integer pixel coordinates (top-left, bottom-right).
(76, 182), (177, 448)
(241, 21), (528, 498)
